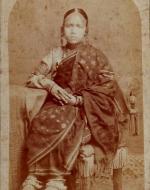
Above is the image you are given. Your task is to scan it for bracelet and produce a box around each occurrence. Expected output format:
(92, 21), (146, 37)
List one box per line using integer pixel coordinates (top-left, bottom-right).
(75, 96), (83, 106)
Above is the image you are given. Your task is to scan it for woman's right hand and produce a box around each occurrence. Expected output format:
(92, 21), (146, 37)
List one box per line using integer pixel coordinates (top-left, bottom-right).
(38, 77), (80, 105)
(50, 83), (75, 105)
(50, 83), (84, 106)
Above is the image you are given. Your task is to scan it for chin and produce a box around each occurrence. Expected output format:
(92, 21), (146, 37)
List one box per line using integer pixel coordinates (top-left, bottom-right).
(68, 41), (79, 44)
(68, 38), (82, 44)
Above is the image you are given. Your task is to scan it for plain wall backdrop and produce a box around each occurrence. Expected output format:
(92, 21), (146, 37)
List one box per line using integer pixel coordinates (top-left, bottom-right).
(9, 0), (142, 90)
(8, 0), (143, 119)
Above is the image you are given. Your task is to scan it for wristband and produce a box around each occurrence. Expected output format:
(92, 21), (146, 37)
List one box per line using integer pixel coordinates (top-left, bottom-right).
(75, 96), (83, 106)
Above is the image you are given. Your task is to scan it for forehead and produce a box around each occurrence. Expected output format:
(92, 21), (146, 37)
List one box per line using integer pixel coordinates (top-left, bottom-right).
(64, 13), (86, 25)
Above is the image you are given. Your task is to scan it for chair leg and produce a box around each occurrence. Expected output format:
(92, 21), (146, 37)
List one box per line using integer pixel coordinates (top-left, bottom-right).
(113, 168), (122, 190)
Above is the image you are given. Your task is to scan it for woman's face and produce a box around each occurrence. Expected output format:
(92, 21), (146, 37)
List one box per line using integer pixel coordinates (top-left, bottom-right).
(63, 13), (87, 44)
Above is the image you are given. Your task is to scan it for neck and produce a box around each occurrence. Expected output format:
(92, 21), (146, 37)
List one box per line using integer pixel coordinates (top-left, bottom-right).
(66, 42), (82, 50)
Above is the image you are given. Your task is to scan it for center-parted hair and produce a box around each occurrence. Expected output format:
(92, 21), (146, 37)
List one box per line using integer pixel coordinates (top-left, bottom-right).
(64, 8), (88, 26)
(61, 8), (89, 35)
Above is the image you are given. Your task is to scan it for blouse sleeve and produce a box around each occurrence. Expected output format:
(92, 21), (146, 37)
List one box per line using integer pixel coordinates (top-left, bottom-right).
(26, 47), (63, 89)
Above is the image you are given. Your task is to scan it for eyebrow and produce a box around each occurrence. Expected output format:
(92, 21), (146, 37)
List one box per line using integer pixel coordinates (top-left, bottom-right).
(64, 19), (86, 26)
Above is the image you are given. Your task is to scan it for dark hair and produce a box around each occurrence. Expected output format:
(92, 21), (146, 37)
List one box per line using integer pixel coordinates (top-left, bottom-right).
(64, 8), (88, 26)
(61, 8), (89, 34)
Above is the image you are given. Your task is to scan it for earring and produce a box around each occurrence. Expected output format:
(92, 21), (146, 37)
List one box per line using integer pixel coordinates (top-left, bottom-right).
(61, 35), (67, 47)
(61, 37), (66, 47)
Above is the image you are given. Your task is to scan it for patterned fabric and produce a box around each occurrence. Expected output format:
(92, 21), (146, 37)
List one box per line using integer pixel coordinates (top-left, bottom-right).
(26, 42), (128, 177)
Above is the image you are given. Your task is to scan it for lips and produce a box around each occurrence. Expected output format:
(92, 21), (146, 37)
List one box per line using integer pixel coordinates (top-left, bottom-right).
(69, 36), (79, 41)
(70, 36), (77, 38)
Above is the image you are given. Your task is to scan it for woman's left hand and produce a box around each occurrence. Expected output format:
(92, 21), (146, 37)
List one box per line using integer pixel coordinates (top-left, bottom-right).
(59, 94), (83, 106)
(65, 94), (77, 106)
(66, 95), (83, 106)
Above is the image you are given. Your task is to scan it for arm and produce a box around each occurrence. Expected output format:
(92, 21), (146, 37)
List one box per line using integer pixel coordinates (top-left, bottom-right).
(26, 61), (52, 89)
(26, 50), (82, 106)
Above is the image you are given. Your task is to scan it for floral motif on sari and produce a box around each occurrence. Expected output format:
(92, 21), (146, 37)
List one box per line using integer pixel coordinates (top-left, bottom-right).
(26, 43), (128, 173)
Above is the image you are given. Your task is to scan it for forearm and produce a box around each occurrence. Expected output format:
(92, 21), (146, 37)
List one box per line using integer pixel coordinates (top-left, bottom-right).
(26, 75), (55, 91)
(26, 60), (52, 89)
(36, 76), (84, 106)
(37, 77), (56, 91)
(27, 74), (84, 106)
(26, 74), (45, 89)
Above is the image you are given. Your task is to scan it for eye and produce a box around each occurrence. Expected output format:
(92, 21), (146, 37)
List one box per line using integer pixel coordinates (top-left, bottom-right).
(76, 24), (82, 28)
(65, 23), (73, 28)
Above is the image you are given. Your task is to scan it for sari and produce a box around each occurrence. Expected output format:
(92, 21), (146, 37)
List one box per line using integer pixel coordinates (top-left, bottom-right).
(26, 42), (128, 178)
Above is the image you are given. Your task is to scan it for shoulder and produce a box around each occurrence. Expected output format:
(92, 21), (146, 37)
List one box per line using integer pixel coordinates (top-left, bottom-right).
(52, 46), (63, 56)
(43, 46), (63, 61)
(42, 46), (63, 68)
(84, 43), (108, 60)
(87, 44), (109, 65)
(92, 45), (108, 60)
(88, 44), (113, 71)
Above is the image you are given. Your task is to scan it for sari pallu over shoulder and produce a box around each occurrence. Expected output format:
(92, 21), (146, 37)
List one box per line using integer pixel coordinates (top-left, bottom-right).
(26, 43), (128, 168)
(71, 44), (129, 158)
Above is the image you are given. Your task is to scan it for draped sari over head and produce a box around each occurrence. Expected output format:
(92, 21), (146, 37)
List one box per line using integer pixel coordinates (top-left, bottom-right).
(26, 42), (128, 177)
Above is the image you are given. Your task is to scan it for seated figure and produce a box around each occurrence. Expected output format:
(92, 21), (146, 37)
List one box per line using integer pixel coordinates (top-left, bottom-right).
(21, 8), (129, 190)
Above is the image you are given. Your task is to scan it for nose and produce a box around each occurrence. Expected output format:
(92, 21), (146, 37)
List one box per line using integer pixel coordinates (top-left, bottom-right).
(71, 26), (77, 34)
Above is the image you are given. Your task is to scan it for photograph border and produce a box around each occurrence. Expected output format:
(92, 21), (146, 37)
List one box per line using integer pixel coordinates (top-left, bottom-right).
(0, 0), (149, 189)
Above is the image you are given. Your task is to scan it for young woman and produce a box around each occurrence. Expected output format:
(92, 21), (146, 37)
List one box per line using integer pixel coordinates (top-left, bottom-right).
(22, 8), (128, 190)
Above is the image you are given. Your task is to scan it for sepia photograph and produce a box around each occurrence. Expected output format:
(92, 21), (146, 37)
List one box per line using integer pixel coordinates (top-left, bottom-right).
(0, 0), (150, 190)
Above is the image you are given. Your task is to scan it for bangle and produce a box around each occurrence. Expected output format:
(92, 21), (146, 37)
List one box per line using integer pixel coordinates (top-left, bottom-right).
(75, 96), (83, 106)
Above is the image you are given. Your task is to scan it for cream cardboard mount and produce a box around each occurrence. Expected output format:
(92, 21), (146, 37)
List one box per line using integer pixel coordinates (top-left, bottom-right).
(0, 0), (150, 190)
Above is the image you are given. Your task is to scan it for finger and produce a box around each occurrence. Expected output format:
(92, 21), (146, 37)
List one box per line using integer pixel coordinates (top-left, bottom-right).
(54, 93), (62, 100)
(59, 101), (65, 106)
(102, 74), (114, 78)
(58, 88), (74, 99)
(51, 89), (68, 103)
(58, 90), (72, 100)
(57, 91), (72, 103)
(63, 92), (74, 99)
(100, 70), (114, 74)
(61, 97), (68, 104)
(63, 93), (76, 103)
(51, 88), (65, 100)
(57, 93), (69, 104)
